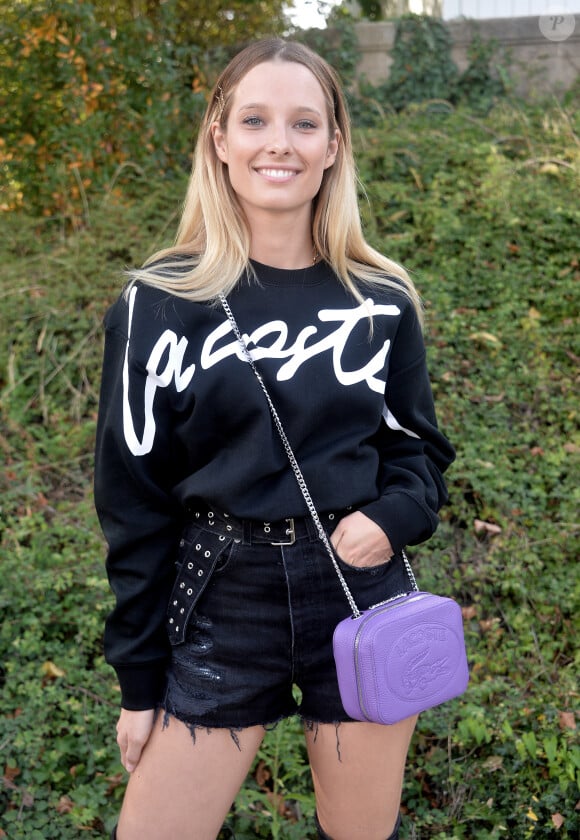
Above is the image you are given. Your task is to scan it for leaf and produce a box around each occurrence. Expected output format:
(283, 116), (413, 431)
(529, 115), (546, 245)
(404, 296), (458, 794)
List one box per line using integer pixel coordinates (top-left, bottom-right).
(526, 810), (538, 822)
(41, 661), (66, 679)
(265, 790), (287, 816)
(56, 795), (74, 814)
(469, 331), (502, 347)
(522, 731), (538, 759)
(254, 760), (271, 787)
(388, 210), (409, 223)
(551, 813), (564, 829)
(104, 772), (125, 796)
(483, 755), (503, 772)
(539, 163), (560, 175)
(409, 166), (424, 190)
(479, 618), (500, 633)
(474, 519), (502, 535)
(3, 765), (20, 783)
(559, 711), (576, 730)
(22, 791), (34, 808)
(543, 735), (558, 764)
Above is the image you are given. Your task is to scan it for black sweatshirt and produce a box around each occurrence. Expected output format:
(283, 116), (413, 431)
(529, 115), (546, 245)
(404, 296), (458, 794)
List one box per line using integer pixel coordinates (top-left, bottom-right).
(94, 260), (455, 709)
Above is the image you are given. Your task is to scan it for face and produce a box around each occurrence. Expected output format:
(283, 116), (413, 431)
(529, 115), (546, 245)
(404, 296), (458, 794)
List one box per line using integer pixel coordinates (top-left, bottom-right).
(212, 60), (339, 224)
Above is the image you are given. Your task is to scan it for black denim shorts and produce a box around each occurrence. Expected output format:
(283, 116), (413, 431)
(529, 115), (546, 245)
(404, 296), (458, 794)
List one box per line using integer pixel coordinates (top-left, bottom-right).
(161, 507), (412, 732)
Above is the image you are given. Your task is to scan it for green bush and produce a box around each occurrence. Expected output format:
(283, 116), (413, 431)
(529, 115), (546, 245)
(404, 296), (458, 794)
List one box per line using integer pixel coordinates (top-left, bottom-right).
(0, 0), (206, 222)
(0, 504), (121, 839)
(356, 101), (579, 838)
(384, 14), (459, 110)
(360, 15), (509, 116)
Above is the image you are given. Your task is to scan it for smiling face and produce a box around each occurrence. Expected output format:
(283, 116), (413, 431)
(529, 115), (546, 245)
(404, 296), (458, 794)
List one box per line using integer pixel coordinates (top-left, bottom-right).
(211, 60), (339, 229)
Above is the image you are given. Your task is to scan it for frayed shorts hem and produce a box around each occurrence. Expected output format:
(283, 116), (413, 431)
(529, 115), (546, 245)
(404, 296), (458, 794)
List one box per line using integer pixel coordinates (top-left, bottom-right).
(159, 706), (351, 748)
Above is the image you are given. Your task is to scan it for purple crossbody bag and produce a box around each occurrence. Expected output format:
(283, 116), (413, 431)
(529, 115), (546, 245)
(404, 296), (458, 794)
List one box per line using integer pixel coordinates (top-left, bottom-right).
(333, 577), (469, 724)
(221, 296), (469, 725)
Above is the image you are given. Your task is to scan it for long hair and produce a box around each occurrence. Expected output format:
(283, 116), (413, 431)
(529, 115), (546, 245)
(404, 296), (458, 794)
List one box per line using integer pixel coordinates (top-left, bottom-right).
(129, 38), (422, 320)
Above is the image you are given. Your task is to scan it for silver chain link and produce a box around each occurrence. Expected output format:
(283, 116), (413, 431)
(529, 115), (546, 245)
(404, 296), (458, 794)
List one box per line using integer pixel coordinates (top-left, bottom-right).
(219, 294), (418, 619)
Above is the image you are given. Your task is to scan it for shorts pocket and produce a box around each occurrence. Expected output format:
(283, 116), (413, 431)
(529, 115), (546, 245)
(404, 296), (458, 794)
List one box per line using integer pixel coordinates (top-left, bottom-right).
(166, 525), (236, 646)
(335, 553), (393, 577)
(332, 551), (413, 613)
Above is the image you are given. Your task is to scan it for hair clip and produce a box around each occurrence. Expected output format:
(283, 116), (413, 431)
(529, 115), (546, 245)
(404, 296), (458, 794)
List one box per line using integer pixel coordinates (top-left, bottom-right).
(215, 86), (226, 118)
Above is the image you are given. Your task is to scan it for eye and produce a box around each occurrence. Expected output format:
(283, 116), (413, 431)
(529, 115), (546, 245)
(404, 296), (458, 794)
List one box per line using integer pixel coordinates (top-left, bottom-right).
(296, 120), (317, 130)
(242, 116), (263, 127)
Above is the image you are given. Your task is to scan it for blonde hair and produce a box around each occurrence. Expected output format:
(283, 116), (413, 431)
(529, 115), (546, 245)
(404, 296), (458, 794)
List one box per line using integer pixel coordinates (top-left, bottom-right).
(129, 38), (422, 320)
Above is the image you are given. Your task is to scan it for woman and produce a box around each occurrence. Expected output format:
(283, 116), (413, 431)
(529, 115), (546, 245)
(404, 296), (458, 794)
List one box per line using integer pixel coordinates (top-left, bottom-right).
(94, 38), (455, 840)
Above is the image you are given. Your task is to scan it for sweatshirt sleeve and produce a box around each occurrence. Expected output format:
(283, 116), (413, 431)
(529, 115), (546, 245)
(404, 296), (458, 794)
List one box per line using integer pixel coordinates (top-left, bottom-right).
(359, 300), (455, 552)
(94, 288), (181, 710)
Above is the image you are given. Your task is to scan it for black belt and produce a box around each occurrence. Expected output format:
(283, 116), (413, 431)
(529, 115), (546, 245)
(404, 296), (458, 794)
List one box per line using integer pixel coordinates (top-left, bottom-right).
(186, 505), (352, 545)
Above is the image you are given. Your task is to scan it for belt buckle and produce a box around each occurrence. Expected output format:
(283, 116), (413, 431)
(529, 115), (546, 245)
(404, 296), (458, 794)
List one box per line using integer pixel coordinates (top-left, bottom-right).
(271, 518), (296, 545)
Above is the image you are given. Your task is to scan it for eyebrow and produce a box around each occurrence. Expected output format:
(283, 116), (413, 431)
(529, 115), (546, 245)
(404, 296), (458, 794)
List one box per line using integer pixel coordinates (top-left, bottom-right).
(237, 103), (322, 116)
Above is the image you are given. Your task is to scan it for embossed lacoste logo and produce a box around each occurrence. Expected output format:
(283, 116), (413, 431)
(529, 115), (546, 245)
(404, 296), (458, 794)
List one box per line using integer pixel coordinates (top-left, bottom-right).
(395, 626), (448, 657)
(401, 647), (451, 696)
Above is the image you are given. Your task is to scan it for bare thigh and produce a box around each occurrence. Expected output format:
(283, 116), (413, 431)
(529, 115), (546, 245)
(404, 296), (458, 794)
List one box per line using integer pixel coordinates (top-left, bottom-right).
(117, 713), (265, 840)
(306, 716), (417, 840)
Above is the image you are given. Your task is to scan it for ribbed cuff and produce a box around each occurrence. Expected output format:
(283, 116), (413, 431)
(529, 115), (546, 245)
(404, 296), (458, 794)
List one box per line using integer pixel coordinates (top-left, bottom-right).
(359, 491), (436, 553)
(114, 662), (167, 710)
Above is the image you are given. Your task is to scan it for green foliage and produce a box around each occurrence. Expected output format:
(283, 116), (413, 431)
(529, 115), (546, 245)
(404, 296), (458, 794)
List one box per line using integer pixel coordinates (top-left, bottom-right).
(365, 14), (509, 115)
(454, 32), (510, 113)
(0, 504), (121, 839)
(86, 0), (291, 44)
(225, 717), (317, 838)
(1, 101), (578, 836)
(356, 100), (579, 837)
(298, 6), (360, 89)
(0, 0), (206, 222)
(385, 14), (459, 109)
(357, 0), (385, 20)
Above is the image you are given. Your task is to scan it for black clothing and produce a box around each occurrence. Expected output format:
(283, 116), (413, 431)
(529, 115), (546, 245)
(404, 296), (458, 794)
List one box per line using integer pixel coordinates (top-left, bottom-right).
(94, 260), (455, 708)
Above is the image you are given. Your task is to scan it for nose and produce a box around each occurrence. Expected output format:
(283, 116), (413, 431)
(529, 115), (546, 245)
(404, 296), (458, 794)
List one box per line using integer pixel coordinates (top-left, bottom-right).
(265, 122), (291, 155)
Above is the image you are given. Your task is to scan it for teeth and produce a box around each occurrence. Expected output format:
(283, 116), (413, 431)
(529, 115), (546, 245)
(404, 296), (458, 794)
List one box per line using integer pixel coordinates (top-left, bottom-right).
(258, 168), (297, 178)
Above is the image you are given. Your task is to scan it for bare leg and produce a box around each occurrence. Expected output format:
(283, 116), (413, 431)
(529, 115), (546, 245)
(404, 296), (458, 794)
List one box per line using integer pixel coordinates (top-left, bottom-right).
(117, 713), (265, 840)
(306, 716), (417, 840)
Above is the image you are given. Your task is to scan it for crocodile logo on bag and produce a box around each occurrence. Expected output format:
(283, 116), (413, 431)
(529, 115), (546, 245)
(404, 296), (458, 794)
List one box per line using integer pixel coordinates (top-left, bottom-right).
(401, 647), (451, 694)
(387, 623), (459, 701)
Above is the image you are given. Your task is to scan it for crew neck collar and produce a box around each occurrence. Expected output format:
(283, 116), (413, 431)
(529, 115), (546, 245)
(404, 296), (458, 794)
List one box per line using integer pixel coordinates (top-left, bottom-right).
(249, 258), (332, 287)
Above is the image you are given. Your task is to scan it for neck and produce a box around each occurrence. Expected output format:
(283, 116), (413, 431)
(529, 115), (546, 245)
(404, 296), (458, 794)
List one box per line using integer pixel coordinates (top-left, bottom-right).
(246, 208), (316, 269)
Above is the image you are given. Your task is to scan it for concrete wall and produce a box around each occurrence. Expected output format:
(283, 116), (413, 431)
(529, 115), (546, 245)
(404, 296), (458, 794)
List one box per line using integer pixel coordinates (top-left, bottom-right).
(443, 1), (580, 19)
(355, 16), (580, 97)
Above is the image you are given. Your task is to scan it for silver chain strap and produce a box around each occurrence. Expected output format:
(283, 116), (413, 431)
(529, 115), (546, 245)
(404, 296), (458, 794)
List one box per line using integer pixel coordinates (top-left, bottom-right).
(219, 294), (418, 619)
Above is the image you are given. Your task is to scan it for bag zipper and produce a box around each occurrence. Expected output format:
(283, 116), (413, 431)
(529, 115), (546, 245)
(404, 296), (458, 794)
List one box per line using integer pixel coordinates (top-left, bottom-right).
(353, 593), (429, 720)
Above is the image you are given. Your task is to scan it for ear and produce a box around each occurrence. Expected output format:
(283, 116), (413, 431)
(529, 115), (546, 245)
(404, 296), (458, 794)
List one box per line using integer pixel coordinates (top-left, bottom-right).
(324, 129), (340, 170)
(211, 121), (228, 164)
